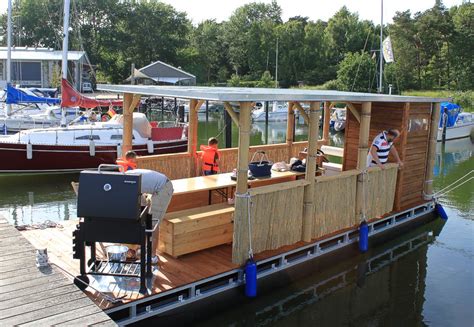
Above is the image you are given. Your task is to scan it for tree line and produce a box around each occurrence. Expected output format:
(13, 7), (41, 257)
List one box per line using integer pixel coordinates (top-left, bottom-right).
(1, 0), (473, 93)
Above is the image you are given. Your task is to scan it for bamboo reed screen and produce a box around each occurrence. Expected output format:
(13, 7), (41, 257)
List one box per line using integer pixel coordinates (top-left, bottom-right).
(137, 153), (193, 180)
(365, 164), (398, 218)
(312, 171), (358, 238)
(232, 181), (305, 264)
(218, 143), (291, 173)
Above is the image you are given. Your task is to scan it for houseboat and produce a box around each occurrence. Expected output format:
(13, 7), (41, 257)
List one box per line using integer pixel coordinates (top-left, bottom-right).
(19, 85), (448, 325)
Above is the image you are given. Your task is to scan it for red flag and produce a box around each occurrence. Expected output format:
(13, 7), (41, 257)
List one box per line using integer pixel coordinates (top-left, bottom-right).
(61, 79), (123, 108)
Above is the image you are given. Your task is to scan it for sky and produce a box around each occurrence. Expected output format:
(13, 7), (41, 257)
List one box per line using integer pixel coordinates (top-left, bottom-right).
(0, 0), (464, 24)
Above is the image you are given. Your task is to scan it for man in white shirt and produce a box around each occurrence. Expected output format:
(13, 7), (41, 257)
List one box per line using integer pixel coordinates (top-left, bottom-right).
(367, 129), (403, 169)
(125, 168), (173, 264)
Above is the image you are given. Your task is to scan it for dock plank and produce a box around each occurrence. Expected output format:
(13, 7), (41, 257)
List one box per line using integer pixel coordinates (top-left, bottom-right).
(19, 305), (104, 326)
(0, 215), (116, 326)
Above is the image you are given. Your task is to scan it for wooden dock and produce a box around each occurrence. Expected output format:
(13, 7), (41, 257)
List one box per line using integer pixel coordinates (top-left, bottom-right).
(0, 216), (116, 327)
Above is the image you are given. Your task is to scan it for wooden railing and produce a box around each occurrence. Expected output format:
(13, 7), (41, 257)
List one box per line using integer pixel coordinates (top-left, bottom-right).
(311, 164), (398, 239)
(232, 179), (308, 264)
(137, 153), (193, 180)
(312, 170), (359, 238)
(137, 142), (316, 179)
(364, 163), (399, 219)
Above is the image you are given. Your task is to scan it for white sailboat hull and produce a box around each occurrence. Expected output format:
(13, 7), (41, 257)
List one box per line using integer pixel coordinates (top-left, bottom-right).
(437, 123), (474, 141)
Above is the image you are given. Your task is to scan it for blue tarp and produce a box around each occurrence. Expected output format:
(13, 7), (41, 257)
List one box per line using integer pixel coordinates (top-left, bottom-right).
(5, 84), (60, 105)
(439, 102), (461, 128)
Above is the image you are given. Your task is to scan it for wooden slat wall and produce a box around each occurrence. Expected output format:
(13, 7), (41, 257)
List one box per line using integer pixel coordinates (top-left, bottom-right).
(398, 103), (431, 208)
(312, 171), (358, 238)
(365, 164), (398, 218)
(343, 102), (406, 171)
(232, 181), (305, 264)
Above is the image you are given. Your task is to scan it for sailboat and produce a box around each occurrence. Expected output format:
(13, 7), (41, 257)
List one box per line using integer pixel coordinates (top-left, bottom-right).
(0, 0), (80, 132)
(1, 85), (80, 132)
(0, 0), (188, 173)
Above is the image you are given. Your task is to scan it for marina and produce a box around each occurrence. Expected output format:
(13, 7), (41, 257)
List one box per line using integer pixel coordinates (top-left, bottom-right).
(0, 0), (472, 326)
(4, 83), (464, 325)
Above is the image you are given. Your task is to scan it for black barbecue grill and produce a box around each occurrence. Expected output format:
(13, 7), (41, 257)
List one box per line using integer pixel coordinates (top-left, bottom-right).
(73, 164), (155, 294)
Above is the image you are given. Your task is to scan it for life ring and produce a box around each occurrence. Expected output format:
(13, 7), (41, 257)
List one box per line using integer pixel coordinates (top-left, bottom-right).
(101, 115), (109, 122)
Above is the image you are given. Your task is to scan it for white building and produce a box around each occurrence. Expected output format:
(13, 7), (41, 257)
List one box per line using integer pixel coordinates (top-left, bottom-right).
(0, 47), (89, 90)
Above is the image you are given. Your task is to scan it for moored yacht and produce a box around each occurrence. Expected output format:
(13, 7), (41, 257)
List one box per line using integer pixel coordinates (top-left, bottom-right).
(437, 102), (473, 141)
(0, 112), (187, 173)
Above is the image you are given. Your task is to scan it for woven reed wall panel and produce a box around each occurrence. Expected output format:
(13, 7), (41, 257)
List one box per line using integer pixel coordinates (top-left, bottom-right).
(232, 183), (304, 264)
(137, 153), (193, 180)
(312, 173), (358, 238)
(365, 165), (398, 218)
(218, 144), (291, 173)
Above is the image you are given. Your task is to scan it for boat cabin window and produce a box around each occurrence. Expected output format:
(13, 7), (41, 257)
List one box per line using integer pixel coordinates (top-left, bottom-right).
(75, 135), (100, 140)
(111, 134), (134, 140)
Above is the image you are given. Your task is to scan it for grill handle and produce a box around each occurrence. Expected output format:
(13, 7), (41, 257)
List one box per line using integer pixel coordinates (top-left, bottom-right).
(98, 164), (124, 174)
(141, 204), (159, 233)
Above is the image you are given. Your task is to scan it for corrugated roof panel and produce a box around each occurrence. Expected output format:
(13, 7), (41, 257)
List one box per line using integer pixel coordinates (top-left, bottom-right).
(97, 84), (450, 103)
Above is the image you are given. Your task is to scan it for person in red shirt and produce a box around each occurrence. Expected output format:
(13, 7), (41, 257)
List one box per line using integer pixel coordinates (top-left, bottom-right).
(200, 137), (220, 176)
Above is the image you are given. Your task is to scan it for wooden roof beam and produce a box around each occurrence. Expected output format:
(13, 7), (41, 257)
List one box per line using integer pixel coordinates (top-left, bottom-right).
(345, 102), (361, 124)
(292, 101), (310, 125)
(223, 102), (240, 126)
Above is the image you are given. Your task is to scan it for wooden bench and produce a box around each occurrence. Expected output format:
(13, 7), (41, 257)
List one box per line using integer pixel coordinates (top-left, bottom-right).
(159, 203), (235, 257)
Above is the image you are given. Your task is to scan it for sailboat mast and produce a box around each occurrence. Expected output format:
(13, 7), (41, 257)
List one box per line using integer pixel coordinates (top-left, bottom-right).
(61, 0), (71, 80)
(6, 0), (12, 116)
(60, 0), (71, 126)
(275, 38), (278, 88)
(378, 0), (384, 93)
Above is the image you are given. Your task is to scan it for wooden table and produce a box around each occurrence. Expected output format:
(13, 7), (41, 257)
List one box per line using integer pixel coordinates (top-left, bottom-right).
(169, 170), (304, 211)
(171, 170), (304, 195)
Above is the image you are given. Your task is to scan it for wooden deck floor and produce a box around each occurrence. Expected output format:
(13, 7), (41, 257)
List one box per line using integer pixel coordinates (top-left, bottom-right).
(0, 216), (116, 326)
(20, 218), (240, 310)
(19, 217), (314, 311)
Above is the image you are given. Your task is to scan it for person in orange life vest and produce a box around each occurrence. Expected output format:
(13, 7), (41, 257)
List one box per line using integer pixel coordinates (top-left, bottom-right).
(200, 137), (220, 176)
(116, 150), (138, 172)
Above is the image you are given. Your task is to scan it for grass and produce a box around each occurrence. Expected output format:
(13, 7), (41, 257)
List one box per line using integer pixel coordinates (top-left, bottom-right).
(402, 90), (473, 113)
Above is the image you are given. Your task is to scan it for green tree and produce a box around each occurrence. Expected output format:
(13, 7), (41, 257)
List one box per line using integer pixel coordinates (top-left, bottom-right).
(189, 20), (226, 83)
(256, 70), (273, 88)
(336, 52), (376, 92)
(449, 3), (474, 89)
(389, 10), (420, 90)
(223, 1), (281, 76)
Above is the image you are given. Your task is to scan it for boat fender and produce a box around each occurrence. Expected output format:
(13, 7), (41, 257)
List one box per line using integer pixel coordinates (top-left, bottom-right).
(147, 140), (154, 154)
(435, 202), (448, 220)
(89, 140), (96, 156)
(245, 258), (257, 298)
(358, 221), (369, 253)
(26, 142), (33, 160)
(117, 144), (122, 159)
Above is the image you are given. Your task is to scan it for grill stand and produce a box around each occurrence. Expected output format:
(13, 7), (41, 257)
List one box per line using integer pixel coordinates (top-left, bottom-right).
(73, 212), (153, 295)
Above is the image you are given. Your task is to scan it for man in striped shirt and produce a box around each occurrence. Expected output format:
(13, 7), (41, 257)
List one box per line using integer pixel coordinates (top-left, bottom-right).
(367, 129), (403, 169)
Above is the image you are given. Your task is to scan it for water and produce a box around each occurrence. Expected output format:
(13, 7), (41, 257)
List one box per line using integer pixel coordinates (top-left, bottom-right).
(0, 116), (472, 326)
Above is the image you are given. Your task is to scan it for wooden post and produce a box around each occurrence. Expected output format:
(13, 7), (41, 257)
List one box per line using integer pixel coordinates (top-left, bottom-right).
(286, 102), (295, 158)
(302, 101), (320, 242)
(356, 102), (372, 222)
(188, 99), (199, 176)
(323, 101), (330, 143)
(357, 102), (372, 169)
(424, 102), (441, 200)
(232, 102), (252, 264)
(122, 92), (134, 154)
